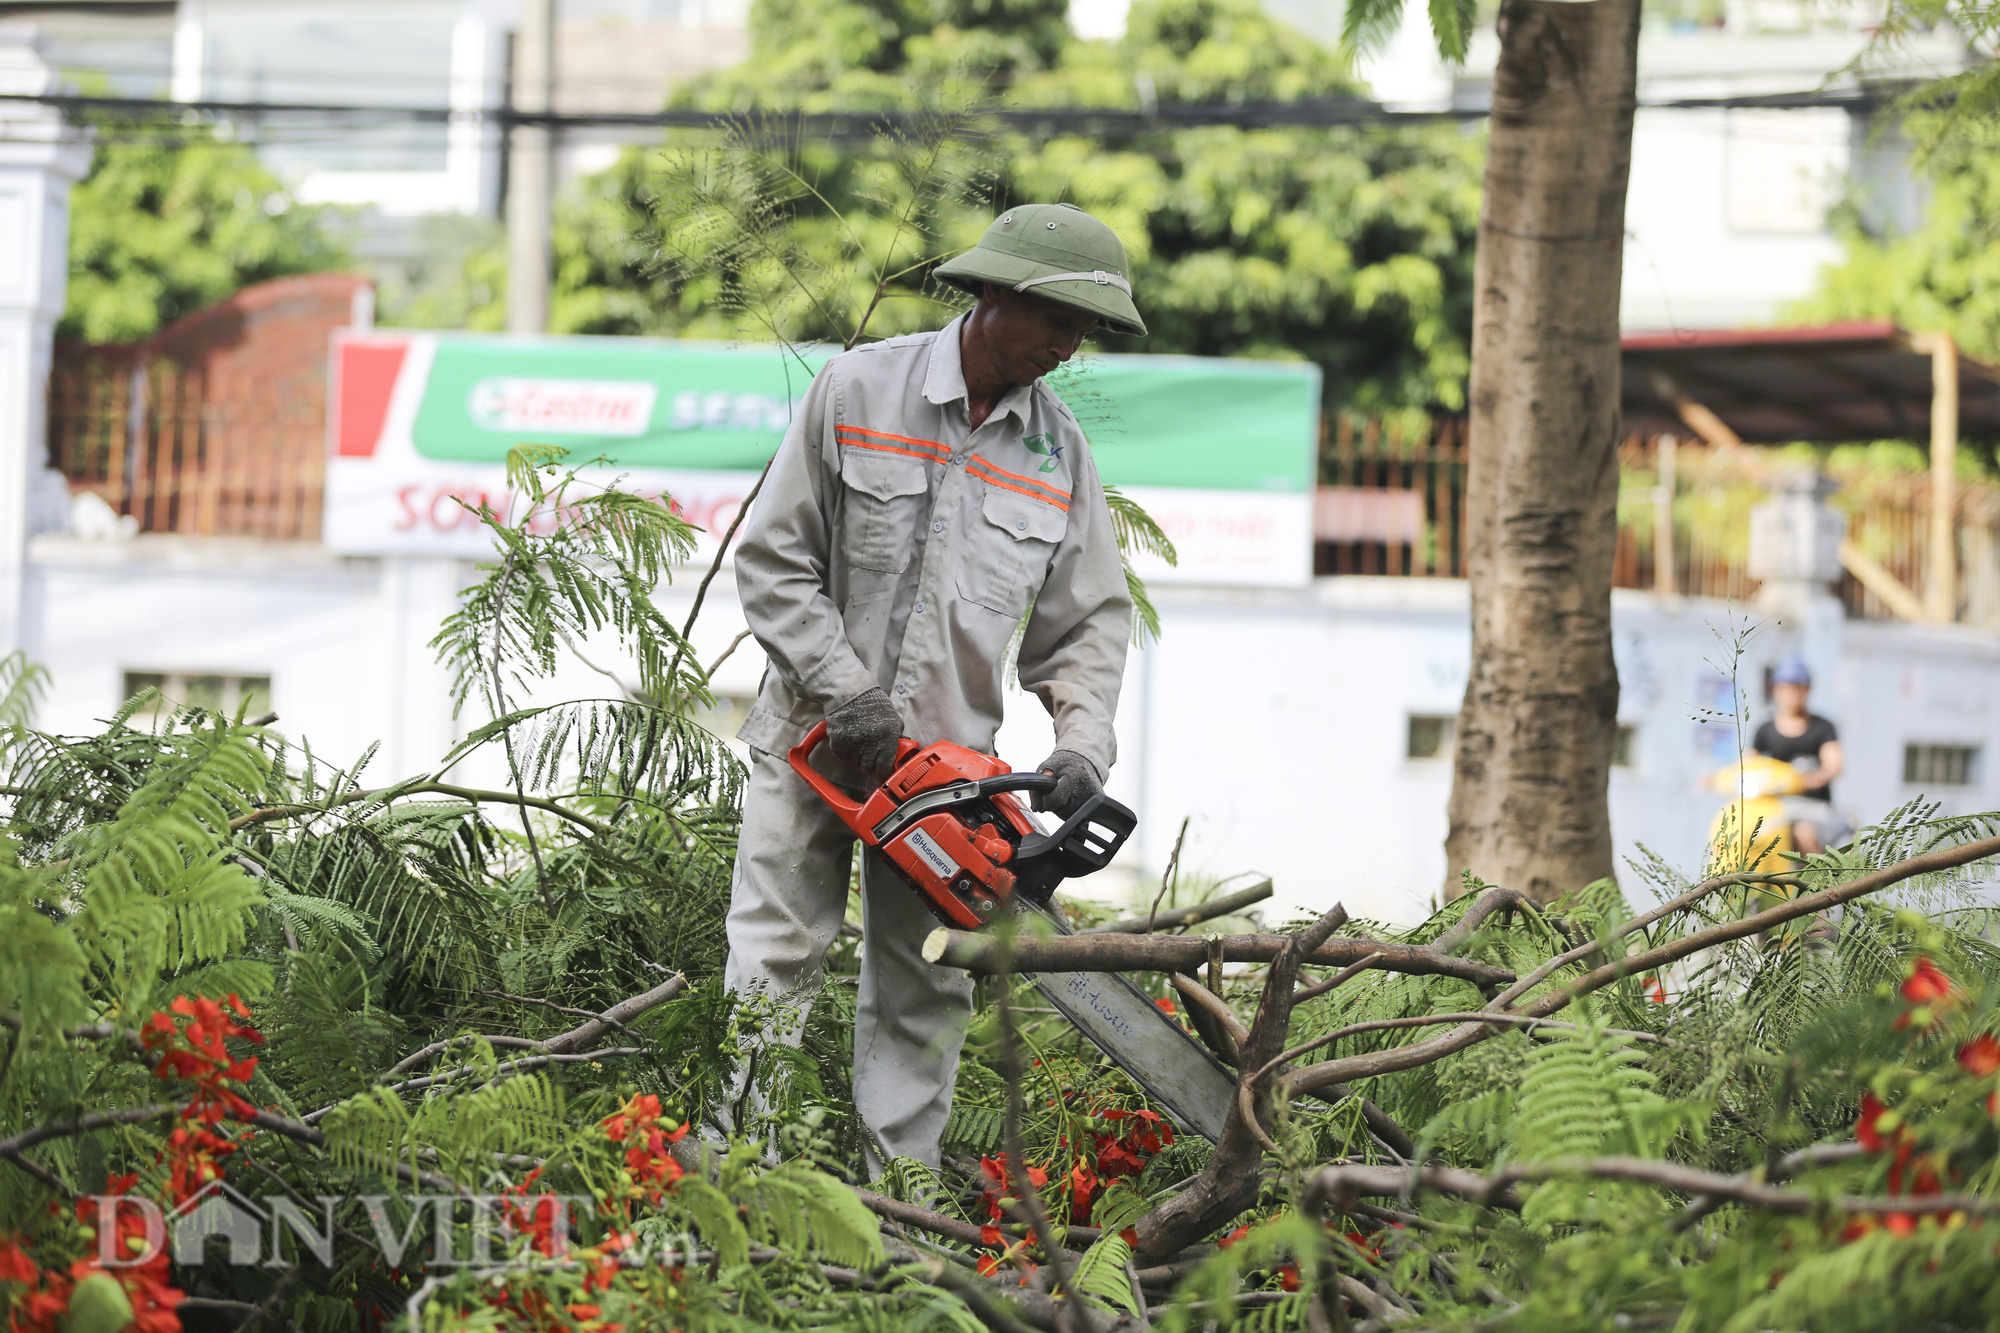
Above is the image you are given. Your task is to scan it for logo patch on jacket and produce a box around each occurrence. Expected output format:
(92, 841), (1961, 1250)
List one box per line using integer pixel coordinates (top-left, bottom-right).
(1022, 433), (1064, 474)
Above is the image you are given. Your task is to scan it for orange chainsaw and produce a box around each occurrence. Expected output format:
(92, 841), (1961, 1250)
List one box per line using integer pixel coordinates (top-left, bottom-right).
(788, 721), (1235, 1142)
(787, 720), (1136, 928)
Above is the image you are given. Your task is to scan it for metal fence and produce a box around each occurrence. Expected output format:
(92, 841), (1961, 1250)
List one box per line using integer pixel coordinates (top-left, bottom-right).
(43, 353), (2000, 628)
(47, 354), (324, 542)
(1315, 416), (1469, 577)
(1317, 422), (2000, 624)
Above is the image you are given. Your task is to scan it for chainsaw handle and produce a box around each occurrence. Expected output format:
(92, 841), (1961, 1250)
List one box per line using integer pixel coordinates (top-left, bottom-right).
(975, 772), (1058, 799)
(786, 719), (919, 830)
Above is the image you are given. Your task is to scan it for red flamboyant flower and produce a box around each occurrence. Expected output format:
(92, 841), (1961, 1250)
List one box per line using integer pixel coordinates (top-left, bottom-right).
(1277, 1265), (1302, 1292)
(0, 1238), (36, 1285)
(1958, 1034), (2000, 1077)
(977, 1155), (1052, 1238)
(1885, 1212), (1917, 1237)
(142, 995), (263, 1127)
(1856, 1093), (1889, 1153)
(9, 1175), (186, 1333)
(599, 1094), (688, 1208)
(1902, 958), (1952, 1005)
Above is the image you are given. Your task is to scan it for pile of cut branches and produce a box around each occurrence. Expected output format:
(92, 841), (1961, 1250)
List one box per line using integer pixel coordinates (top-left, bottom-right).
(4, 444), (2000, 1332)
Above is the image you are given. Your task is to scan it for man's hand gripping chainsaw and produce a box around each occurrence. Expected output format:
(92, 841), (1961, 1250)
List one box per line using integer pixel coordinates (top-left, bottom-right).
(788, 722), (1238, 1142)
(787, 721), (1137, 928)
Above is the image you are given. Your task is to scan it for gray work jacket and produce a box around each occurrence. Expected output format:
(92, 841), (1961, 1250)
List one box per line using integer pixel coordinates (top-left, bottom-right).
(733, 315), (1131, 778)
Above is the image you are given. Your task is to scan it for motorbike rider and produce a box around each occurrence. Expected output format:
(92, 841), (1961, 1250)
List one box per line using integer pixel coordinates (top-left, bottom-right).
(1750, 653), (1850, 854)
(722, 204), (1142, 1170)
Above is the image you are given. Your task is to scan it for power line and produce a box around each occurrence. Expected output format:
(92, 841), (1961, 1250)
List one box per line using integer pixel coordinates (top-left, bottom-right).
(0, 84), (1900, 142)
(34, 52), (1919, 109)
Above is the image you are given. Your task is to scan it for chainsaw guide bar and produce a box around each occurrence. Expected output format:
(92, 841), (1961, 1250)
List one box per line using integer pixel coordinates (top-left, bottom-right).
(789, 722), (1239, 1143)
(1016, 901), (1238, 1143)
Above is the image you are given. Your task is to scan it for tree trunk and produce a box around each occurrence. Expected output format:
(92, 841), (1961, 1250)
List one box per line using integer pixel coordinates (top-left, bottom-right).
(1444, 0), (1640, 906)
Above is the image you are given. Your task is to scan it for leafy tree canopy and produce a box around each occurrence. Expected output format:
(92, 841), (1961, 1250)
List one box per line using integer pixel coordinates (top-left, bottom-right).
(391, 0), (1482, 416)
(1790, 118), (2000, 365)
(61, 121), (346, 344)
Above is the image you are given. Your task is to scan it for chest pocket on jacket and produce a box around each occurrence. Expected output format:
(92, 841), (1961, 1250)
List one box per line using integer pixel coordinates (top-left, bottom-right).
(839, 447), (932, 573)
(957, 485), (1068, 616)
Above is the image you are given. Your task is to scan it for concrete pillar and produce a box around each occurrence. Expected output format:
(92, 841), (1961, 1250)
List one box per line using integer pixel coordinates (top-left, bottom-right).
(447, 15), (507, 217)
(0, 26), (92, 656)
(170, 2), (204, 103)
(507, 0), (555, 333)
(385, 556), (466, 776)
(1749, 467), (1847, 710)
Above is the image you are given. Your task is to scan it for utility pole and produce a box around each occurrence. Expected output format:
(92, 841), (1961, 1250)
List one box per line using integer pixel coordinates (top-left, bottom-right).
(507, 0), (554, 335)
(1927, 332), (1959, 624)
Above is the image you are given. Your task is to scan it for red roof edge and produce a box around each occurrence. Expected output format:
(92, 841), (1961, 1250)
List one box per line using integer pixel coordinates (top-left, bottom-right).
(1621, 321), (1901, 352)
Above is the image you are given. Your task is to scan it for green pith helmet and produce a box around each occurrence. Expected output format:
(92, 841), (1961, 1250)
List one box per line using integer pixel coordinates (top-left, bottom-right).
(934, 203), (1146, 337)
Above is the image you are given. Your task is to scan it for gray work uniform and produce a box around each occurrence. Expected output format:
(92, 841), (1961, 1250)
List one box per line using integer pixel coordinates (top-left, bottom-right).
(725, 313), (1131, 1168)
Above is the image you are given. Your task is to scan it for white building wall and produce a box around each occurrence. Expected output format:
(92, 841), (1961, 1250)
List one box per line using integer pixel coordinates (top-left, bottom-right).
(26, 535), (2000, 930)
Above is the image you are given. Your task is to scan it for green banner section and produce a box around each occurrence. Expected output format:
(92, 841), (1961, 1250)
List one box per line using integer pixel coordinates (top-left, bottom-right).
(409, 334), (1318, 493)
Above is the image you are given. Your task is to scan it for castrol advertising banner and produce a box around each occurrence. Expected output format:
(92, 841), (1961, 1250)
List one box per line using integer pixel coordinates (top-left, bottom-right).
(327, 331), (1319, 586)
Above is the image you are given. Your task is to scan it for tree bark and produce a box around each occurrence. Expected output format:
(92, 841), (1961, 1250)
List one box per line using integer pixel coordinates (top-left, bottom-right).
(1444, 0), (1641, 905)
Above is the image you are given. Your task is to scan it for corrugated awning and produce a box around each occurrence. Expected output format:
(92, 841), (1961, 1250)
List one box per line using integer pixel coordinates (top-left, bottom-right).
(1620, 321), (2000, 443)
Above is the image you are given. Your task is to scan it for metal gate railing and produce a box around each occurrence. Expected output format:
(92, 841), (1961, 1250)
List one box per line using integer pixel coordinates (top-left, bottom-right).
(47, 354), (324, 542)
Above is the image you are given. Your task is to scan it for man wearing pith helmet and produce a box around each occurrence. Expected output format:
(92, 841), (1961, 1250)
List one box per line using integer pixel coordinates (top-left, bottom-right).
(724, 203), (1143, 1170)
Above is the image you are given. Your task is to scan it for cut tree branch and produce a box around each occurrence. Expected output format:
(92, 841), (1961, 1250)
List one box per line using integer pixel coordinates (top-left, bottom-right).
(316, 1047), (642, 1117)
(1089, 878), (1273, 934)
(1302, 1154), (2000, 1220)
(1131, 903), (1349, 1261)
(923, 929), (1511, 989)
(357, 973), (687, 1108)
(1429, 885), (1538, 956)
(1521, 834), (2000, 1018)
(239, 1108), (465, 1194)
(230, 782), (614, 839)
(540, 972), (688, 1053)
(851, 1188), (1087, 1263)
(1282, 834), (2000, 1099)
(385, 1033), (547, 1077)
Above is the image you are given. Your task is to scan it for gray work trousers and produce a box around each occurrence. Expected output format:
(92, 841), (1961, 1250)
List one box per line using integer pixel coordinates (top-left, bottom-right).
(722, 746), (974, 1169)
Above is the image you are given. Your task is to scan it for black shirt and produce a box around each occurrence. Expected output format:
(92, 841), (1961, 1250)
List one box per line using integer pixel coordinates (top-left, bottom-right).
(1752, 715), (1839, 802)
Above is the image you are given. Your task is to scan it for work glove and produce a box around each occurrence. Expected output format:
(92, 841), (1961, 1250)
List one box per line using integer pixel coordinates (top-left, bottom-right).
(1033, 749), (1101, 818)
(826, 687), (905, 780)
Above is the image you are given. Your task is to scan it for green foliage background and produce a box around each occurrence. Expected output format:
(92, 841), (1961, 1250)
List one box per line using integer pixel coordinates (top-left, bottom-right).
(381, 0), (1483, 417)
(1790, 117), (2000, 366)
(61, 121), (346, 344)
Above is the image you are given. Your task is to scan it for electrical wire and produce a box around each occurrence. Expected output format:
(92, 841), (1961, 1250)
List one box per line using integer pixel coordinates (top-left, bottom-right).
(0, 82), (1901, 143)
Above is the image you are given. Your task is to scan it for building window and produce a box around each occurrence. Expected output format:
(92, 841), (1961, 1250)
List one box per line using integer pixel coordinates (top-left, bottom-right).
(1724, 108), (1848, 234)
(1407, 714), (1454, 760)
(1904, 743), (1979, 787)
(124, 671), (271, 723)
(1612, 725), (1637, 768)
(1408, 716), (1635, 767)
